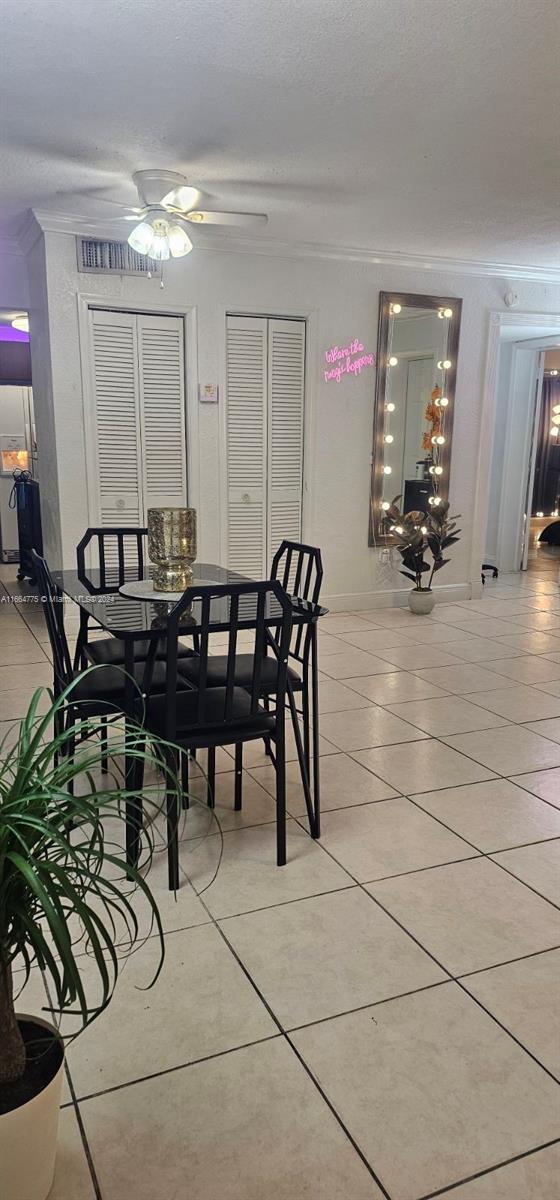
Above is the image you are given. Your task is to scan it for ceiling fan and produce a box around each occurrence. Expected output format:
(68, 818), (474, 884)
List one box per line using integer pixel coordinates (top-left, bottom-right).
(84, 169), (268, 260)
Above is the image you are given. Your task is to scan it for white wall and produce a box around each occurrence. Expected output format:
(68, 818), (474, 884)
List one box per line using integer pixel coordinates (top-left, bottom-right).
(0, 248), (28, 311)
(26, 226), (560, 606)
(485, 341), (513, 566)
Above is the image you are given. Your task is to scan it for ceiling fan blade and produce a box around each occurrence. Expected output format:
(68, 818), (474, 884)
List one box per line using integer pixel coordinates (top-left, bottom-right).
(56, 192), (144, 213)
(184, 210), (268, 227)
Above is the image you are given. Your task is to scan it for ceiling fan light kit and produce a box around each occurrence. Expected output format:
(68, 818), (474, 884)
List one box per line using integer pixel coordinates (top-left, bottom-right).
(127, 213), (193, 259)
(119, 169), (267, 259)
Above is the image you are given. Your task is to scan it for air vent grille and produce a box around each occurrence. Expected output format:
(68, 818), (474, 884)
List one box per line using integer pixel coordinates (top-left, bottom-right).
(76, 237), (158, 275)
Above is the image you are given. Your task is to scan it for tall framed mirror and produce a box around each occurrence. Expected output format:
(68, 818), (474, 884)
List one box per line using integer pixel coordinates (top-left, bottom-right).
(369, 292), (462, 544)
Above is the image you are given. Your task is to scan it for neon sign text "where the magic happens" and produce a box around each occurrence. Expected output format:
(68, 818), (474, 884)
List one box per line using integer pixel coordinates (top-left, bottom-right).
(324, 339), (375, 383)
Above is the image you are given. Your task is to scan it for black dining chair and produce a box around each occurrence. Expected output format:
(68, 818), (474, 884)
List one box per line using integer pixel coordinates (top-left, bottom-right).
(75, 526), (196, 670)
(141, 578), (294, 890)
(32, 550), (191, 774)
(179, 540), (323, 833)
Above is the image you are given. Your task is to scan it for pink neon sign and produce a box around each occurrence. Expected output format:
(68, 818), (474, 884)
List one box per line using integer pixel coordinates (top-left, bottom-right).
(324, 338), (375, 383)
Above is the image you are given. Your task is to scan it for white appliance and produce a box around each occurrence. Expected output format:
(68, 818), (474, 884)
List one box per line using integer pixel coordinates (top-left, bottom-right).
(0, 386), (36, 562)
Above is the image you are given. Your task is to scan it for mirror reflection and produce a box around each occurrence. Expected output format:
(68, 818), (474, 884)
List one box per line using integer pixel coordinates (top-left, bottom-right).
(369, 292), (462, 544)
(386, 306), (451, 511)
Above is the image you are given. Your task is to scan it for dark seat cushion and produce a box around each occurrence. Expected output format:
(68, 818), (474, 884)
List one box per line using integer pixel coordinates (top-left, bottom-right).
(66, 660), (190, 715)
(179, 653), (301, 694)
(85, 637), (196, 667)
(145, 686), (275, 744)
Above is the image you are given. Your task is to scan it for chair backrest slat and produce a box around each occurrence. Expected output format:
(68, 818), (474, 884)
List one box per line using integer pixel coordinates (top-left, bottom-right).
(31, 551), (73, 690)
(77, 526), (148, 589)
(164, 580), (293, 743)
(270, 539), (323, 664)
(224, 593), (239, 720)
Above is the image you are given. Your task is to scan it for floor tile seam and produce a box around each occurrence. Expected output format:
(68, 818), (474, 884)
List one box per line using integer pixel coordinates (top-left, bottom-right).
(402, 794), (560, 913)
(406, 792), (560, 857)
(414, 1137), (560, 1200)
(289, 816), (560, 1071)
(72, 1031), (283, 1107)
(504, 773), (560, 812)
(40, 969), (103, 1199)
(299, 806), (560, 1089)
(175, 855), (393, 1198)
(455, 943), (560, 980)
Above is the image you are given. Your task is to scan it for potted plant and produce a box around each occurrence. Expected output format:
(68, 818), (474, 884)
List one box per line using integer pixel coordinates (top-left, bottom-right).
(385, 497), (461, 614)
(0, 680), (182, 1200)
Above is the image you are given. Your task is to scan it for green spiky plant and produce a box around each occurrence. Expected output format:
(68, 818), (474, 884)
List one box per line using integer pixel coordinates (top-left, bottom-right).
(385, 497), (461, 590)
(0, 677), (185, 1089)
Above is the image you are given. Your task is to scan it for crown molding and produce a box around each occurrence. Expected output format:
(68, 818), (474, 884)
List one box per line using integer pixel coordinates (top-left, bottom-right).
(22, 208), (560, 284)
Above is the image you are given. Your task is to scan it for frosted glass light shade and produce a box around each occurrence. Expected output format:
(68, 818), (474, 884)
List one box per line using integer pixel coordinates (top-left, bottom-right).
(148, 234), (170, 261)
(128, 222), (156, 254)
(168, 225), (193, 257)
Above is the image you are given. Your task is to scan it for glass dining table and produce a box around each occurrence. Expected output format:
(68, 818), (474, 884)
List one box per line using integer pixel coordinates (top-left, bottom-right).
(53, 562), (326, 866)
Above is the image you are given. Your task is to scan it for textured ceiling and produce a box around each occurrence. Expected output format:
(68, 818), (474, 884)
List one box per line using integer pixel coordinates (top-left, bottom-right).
(0, 0), (559, 265)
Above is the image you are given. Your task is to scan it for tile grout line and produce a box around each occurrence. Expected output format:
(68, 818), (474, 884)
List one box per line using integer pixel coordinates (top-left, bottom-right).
(174, 863), (395, 1200)
(289, 813), (560, 1086)
(413, 1136), (560, 1200)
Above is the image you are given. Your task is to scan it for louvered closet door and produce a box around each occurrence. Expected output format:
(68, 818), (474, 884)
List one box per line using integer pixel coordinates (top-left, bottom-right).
(137, 313), (187, 509)
(90, 309), (143, 527)
(226, 316), (268, 577)
(267, 318), (305, 558)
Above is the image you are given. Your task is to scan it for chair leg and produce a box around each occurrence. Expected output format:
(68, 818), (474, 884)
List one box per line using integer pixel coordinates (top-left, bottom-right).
(207, 747), (216, 809)
(181, 751), (190, 809)
(165, 747), (180, 891)
(234, 743), (243, 811)
(275, 728), (287, 868)
(100, 716), (108, 774)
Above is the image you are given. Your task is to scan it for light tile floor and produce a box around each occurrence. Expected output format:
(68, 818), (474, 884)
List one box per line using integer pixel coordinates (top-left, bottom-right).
(2, 559), (560, 1199)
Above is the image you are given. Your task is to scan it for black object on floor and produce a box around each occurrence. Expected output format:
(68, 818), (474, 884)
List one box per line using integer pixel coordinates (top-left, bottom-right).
(538, 520), (560, 545)
(11, 471), (43, 583)
(481, 563), (499, 585)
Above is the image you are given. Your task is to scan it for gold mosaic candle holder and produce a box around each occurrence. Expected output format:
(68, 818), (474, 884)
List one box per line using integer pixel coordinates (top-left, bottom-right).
(147, 507), (197, 593)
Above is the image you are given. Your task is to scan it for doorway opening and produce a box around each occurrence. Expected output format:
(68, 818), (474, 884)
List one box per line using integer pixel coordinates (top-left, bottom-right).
(484, 323), (560, 578)
(0, 310), (36, 565)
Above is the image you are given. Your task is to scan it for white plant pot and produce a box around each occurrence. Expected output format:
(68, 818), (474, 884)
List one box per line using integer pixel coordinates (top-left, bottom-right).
(408, 588), (435, 615)
(0, 1015), (64, 1200)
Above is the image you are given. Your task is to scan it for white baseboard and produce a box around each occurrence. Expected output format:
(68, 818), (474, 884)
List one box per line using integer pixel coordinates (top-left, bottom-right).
(322, 582), (476, 612)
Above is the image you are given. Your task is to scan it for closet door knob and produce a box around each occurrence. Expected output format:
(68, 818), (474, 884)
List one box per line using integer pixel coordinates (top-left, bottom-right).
(241, 492), (250, 503)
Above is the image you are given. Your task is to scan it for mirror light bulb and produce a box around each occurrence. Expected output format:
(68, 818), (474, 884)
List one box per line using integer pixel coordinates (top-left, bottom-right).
(390, 303), (402, 314)
(395, 526), (404, 535)
(553, 404), (560, 415)
(384, 434), (394, 443)
(435, 435), (445, 445)
(381, 501), (390, 511)
(552, 414), (560, 426)
(388, 356), (398, 366)
(443, 307), (453, 318)
(437, 359), (452, 370)
(386, 402), (396, 412)
(434, 465), (443, 475)
(421, 526), (428, 534)
(537, 511), (544, 517)
(551, 370), (559, 376)
(550, 427), (559, 437)
(383, 465), (392, 474)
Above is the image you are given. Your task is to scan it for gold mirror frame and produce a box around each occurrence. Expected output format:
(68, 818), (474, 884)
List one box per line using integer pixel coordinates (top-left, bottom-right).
(368, 291), (462, 545)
